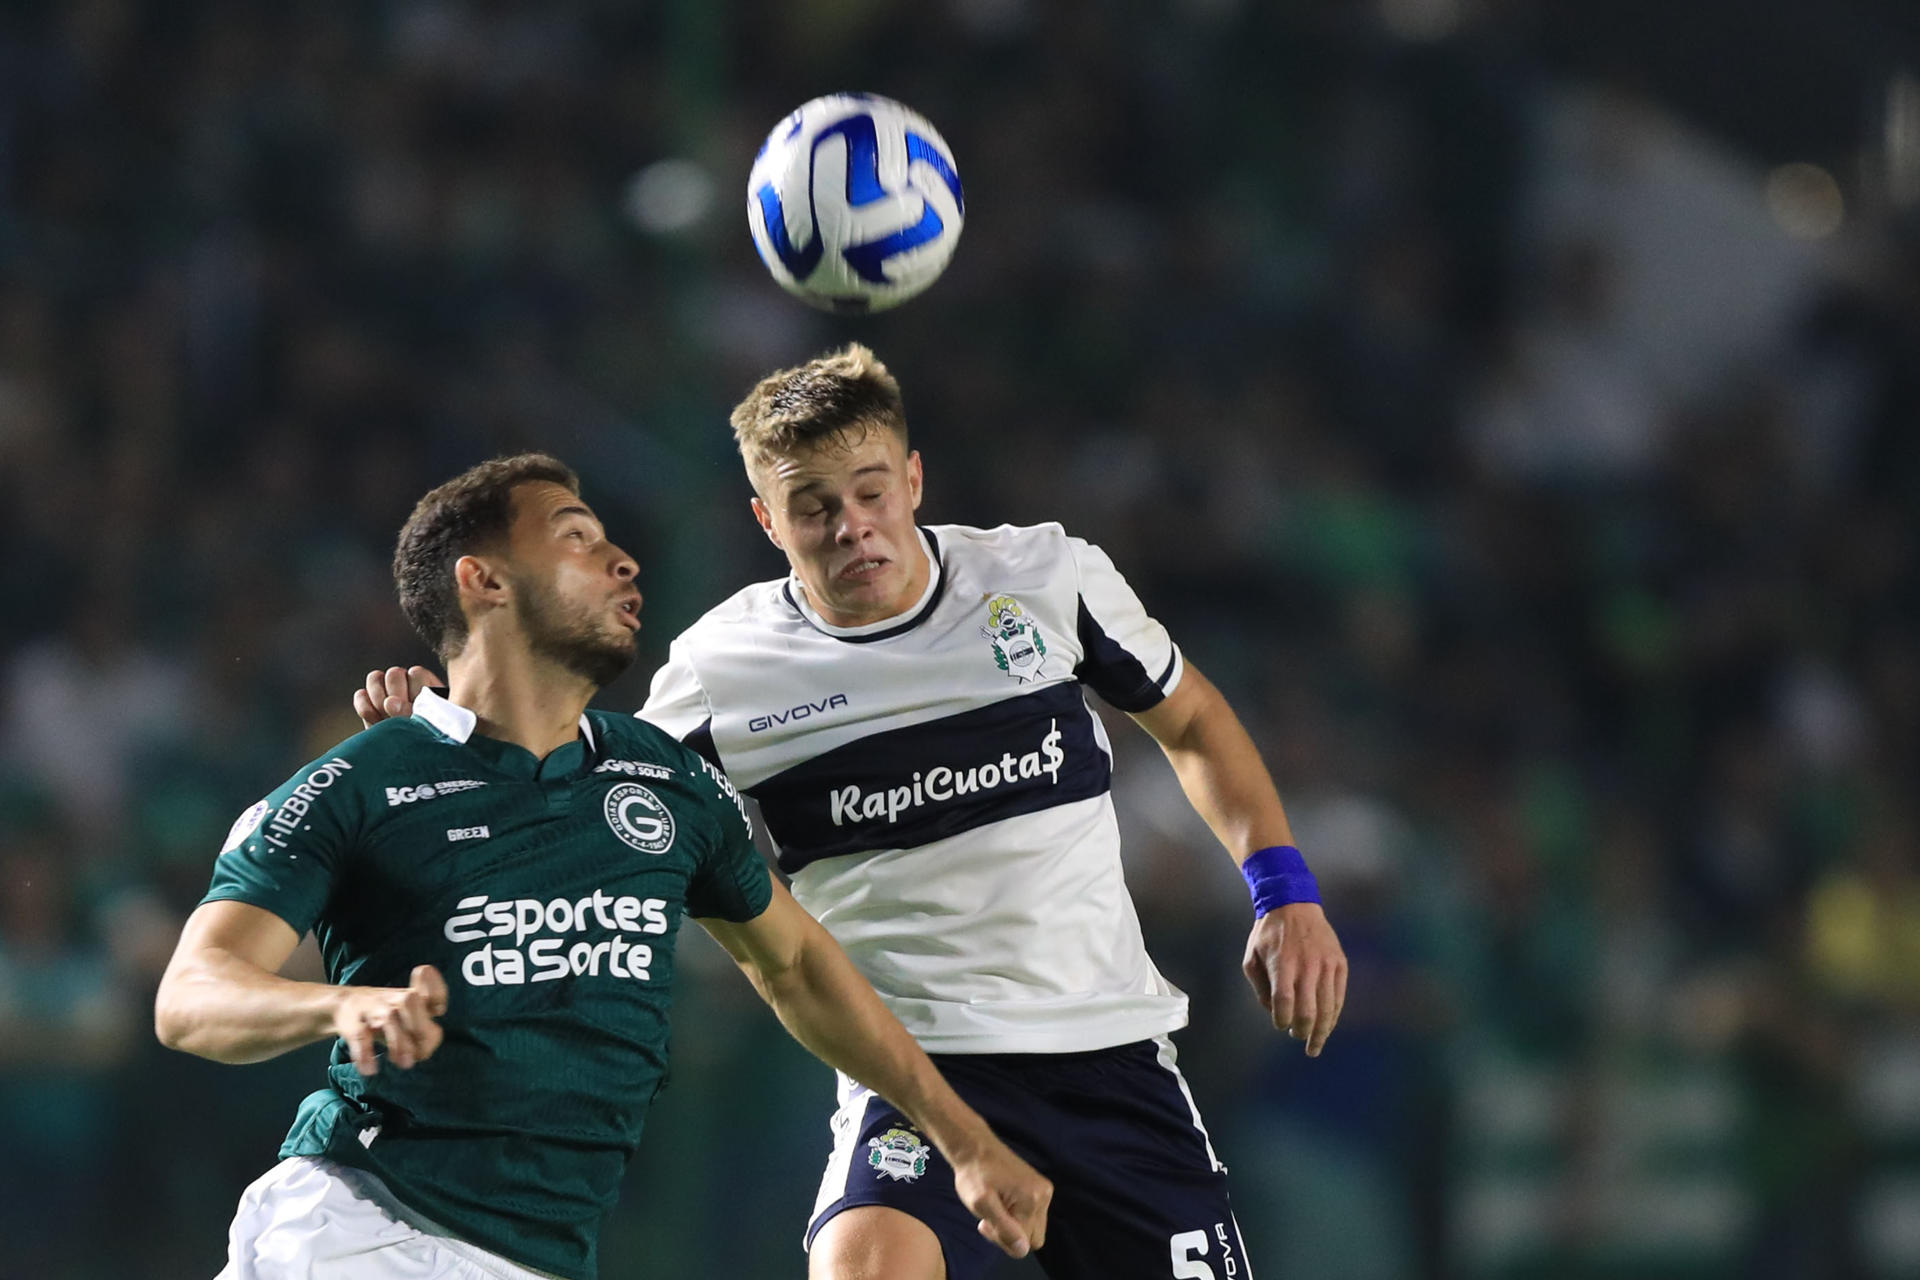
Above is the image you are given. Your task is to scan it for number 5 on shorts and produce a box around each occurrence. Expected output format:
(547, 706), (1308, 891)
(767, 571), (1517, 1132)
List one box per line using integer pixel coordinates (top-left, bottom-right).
(1171, 1229), (1215, 1279)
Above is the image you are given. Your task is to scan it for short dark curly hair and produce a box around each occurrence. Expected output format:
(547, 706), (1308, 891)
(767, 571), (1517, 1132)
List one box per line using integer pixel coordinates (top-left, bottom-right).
(392, 453), (579, 661)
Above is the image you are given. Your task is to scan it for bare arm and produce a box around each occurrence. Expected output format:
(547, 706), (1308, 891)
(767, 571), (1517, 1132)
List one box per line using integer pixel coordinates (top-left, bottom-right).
(1131, 661), (1349, 1055)
(1131, 662), (1295, 853)
(155, 900), (447, 1075)
(700, 880), (1051, 1257)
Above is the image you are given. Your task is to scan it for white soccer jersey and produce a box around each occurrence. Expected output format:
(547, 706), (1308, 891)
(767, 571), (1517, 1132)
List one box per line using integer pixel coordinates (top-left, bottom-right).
(642, 522), (1189, 1054)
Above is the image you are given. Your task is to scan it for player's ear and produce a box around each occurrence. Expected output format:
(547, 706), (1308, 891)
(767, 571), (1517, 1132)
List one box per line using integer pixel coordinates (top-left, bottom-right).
(453, 553), (509, 607)
(750, 496), (784, 549)
(906, 450), (923, 512)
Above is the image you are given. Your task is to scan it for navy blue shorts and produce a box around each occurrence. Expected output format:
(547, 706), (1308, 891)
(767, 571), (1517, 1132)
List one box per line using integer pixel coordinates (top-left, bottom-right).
(805, 1036), (1254, 1279)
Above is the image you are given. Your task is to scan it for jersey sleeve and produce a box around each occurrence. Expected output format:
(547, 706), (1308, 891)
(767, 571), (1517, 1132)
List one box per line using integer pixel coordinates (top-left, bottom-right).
(1068, 535), (1184, 712)
(639, 637), (720, 766)
(200, 751), (365, 936)
(683, 753), (773, 923)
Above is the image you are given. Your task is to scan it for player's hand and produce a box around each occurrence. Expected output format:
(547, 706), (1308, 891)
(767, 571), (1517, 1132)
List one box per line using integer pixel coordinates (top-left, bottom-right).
(352, 666), (444, 728)
(951, 1136), (1052, 1259)
(1243, 902), (1348, 1057)
(333, 965), (450, 1075)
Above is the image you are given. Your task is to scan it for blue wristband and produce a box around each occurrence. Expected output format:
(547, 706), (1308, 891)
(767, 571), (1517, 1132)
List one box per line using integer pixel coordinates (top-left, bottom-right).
(1242, 845), (1319, 918)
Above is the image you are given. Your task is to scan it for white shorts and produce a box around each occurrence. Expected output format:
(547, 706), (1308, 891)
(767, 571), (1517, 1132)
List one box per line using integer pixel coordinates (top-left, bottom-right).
(217, 1156), (562, 1280)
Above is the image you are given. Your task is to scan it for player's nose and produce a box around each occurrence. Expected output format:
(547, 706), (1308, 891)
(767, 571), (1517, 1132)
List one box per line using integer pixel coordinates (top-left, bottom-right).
(608, 545), (639, 581)
(835, 508), (877, 545)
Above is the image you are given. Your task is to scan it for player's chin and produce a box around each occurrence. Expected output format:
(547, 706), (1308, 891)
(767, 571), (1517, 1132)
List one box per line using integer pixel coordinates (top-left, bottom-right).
(834, 566), (901, 605)
(573, 633), (639, 687)
(605, 630), (640, 663)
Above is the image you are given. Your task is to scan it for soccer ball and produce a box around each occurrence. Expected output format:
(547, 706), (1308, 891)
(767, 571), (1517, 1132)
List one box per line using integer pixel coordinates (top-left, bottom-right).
(747, 93), (965, 314)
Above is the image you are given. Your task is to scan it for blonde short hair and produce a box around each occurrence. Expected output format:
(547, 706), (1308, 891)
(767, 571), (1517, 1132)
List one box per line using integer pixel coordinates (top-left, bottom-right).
(729, 343), (907, 479)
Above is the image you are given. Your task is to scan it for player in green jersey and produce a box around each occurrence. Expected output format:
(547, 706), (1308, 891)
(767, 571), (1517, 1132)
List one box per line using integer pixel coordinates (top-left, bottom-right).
(155, 454), (1051, 1280)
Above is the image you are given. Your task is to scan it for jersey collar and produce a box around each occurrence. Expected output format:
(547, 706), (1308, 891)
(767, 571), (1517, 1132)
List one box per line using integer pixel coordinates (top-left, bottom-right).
(784, 527), (947, 644)
(413, 686), (598, 766)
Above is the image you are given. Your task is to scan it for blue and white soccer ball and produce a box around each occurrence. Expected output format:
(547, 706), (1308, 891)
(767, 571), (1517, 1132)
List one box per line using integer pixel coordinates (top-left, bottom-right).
(747, 94), (965, 314)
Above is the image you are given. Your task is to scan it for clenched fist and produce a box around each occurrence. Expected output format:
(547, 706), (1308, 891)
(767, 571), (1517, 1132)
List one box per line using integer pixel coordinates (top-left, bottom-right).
(333, 964), (449, 1075)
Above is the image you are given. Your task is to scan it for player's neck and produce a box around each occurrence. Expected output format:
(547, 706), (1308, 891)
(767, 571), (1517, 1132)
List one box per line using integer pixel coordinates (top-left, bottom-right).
(444, 641), (594, 761)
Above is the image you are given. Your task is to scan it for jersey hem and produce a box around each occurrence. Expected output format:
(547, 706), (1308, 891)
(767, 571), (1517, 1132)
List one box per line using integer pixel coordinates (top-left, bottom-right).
(326, 1144), (593, 1280)
(319, 1158), (573, 1280)
(894, 1007), (1189, 1056)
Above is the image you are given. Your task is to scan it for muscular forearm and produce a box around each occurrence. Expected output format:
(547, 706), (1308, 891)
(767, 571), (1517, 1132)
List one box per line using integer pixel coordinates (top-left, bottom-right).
(1136, 666), (1348, 1055)
(154, 947), (345, 1064)
(753, 941), (993, 1160)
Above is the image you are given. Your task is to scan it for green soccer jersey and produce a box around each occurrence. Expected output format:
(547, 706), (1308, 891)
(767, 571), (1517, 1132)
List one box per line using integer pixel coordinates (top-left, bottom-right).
(202, 689), (772, 1280)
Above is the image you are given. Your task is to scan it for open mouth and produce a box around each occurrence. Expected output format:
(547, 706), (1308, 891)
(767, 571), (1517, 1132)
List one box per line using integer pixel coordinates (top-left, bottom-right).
(613, 596), (642, 630)
(838, 557), (888, 583)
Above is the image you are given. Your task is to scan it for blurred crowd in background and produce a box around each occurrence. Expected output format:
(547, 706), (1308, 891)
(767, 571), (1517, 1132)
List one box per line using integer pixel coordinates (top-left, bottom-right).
(3, 2), (1919, 1277)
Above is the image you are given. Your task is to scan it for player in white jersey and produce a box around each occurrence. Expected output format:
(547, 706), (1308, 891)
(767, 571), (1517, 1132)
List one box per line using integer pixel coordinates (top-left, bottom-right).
(358, 344), (1346, 1280)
